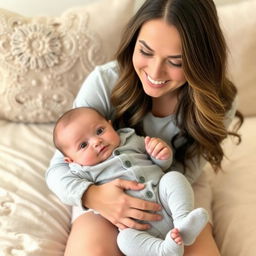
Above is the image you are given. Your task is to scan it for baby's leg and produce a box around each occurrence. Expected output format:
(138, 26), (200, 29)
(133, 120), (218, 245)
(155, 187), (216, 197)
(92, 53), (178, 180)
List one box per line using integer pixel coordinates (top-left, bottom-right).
(117, 228), (184, 256)
(159, 171), (209, 245)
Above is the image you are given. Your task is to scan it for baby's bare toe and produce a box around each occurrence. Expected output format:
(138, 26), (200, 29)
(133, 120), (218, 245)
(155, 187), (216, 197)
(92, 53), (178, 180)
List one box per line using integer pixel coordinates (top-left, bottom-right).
(170, 228), (183, 245)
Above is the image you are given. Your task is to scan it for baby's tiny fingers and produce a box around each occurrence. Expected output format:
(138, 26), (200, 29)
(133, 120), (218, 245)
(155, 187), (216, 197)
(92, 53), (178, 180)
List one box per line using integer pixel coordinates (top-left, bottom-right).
(156, 148), (171, 159)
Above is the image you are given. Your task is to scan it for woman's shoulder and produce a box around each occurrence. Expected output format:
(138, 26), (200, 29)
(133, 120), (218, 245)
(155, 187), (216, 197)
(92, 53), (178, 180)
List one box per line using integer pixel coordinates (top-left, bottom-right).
(94, 60), (119, 78)
(76, 61), (119, 99)
(73, 61), (119, 116)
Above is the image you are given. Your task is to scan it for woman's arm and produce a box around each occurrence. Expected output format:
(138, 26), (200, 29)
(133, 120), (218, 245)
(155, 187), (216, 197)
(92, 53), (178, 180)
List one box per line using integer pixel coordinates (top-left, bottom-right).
(46, 63), (117, 206)
(45, 150), (93, 208)
(46, 61), (162, 228)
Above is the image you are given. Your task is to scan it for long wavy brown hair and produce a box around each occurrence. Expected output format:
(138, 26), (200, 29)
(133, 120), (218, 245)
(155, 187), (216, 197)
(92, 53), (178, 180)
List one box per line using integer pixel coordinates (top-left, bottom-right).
(111, 0), (243, 172)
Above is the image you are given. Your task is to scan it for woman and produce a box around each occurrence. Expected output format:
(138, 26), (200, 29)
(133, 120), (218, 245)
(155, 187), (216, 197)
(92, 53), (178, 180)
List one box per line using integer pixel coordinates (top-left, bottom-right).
(46, 0), (243, 255)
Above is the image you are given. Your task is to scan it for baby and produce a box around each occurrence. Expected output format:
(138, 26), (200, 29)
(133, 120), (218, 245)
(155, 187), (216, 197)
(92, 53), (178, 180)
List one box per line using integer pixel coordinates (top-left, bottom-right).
(53, 107), (209, 256)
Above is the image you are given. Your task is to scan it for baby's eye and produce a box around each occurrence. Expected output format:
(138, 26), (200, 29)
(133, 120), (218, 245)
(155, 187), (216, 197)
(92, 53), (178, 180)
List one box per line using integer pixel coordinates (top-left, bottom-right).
(96, 127), (104, 135)
(80, 142), (88, 149)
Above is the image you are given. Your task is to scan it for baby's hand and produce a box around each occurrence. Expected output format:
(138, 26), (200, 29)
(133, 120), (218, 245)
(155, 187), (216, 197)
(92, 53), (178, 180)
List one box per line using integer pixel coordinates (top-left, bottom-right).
(144, 136), (172, 160)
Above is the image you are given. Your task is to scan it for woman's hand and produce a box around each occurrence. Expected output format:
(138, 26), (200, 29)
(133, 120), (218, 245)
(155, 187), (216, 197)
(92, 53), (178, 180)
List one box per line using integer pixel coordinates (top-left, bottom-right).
(82, 179), (162, 230)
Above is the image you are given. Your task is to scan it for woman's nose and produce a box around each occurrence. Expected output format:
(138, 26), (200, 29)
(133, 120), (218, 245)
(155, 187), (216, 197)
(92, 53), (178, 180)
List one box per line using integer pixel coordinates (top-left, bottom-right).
(149, 58), (164, 79)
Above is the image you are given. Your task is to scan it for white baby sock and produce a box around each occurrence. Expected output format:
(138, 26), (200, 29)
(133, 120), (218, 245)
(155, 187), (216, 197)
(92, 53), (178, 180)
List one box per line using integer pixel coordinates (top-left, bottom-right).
(174, 208), (209, 245)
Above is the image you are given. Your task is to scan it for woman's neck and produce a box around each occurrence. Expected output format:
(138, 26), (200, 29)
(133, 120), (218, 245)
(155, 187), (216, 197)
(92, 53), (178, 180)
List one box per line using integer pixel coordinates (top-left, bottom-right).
(152, 92), (178, 117)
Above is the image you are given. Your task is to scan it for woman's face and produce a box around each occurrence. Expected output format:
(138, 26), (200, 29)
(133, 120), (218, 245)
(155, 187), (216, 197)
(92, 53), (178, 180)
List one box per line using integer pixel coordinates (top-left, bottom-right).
(132, 19), (186, 99)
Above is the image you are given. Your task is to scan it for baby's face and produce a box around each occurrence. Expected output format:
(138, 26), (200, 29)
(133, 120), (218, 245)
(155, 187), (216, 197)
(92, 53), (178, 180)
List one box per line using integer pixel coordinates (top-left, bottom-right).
(60, 109), (120, 166)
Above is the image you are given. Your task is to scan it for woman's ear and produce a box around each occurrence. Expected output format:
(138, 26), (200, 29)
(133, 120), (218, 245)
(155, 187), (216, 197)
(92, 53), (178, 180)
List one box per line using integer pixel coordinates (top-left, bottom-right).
(64, 156), (73, 163)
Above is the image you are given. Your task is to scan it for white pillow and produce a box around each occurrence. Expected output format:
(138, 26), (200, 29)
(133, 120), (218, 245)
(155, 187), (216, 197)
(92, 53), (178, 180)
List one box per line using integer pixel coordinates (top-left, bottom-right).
(0, 0), (135, 123)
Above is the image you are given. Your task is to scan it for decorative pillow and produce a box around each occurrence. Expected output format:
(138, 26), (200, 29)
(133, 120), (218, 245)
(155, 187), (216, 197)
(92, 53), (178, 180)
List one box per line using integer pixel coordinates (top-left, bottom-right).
(0, 0), (135, 123)
(218, 0), (256, 116)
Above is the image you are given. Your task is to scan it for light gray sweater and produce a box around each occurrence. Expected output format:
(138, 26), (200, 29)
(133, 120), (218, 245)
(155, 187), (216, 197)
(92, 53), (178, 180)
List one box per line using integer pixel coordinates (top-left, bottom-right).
(45, 61), (237, 208)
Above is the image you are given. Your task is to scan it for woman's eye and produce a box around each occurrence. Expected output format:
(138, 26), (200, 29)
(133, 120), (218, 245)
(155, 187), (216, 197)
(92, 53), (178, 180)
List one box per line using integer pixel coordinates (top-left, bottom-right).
(96, 128), (104, 135)
(168, 60), (182, 68)
(80, 142), (88, 149)
(139, 49), (152, 57)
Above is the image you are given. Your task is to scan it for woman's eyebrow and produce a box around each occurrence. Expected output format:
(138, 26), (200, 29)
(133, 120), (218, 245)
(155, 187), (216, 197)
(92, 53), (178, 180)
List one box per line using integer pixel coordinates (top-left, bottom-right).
(138, 40), (182, 59)
(139, 40), (154, 51)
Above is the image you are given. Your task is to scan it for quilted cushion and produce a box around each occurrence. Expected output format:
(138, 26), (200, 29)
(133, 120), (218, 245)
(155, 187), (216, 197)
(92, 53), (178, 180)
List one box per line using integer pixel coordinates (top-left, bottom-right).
(0, 0), (134, 123)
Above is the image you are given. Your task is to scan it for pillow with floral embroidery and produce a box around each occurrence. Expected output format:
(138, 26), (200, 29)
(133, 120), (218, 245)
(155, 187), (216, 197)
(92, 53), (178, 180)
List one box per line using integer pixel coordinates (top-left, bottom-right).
(0, 0), (134, 123)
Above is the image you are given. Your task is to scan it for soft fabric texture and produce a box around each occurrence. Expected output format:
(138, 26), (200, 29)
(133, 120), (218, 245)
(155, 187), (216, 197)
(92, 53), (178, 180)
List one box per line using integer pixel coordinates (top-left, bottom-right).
(0, 0), (256, 255)
(0, 120), (70, 256)
(218, 0), (256, 116)
(211, 117), (256, 255)
(64, 128), (208, 255)
(0, 0), (134, 123)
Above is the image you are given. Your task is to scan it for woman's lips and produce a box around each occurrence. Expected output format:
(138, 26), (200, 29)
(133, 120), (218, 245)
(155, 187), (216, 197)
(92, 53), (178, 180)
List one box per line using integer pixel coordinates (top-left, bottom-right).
(144, 72), (169, 88)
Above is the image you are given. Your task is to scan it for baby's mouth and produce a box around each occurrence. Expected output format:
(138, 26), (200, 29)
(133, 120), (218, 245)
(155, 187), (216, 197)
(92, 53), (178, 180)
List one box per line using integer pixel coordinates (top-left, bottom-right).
(98, 145), (108, 154)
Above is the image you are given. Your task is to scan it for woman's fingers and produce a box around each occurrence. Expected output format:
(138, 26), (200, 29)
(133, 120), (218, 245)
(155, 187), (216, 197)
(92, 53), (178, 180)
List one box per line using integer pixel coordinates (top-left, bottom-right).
(113, 178), (145, 191)
(127, 208), (162, 222)
(116, 223), (128, 230)
(118, 218), (151, 230)
(115, 208), (162, 230)
(85, 179), (163, 230)
(126, 194), (161, 212)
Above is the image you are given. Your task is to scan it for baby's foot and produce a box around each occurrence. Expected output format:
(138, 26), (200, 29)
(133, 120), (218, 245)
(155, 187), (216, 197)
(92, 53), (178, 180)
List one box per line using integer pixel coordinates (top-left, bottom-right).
(175, 208), (209, 245)
(170, 228), (183, 245)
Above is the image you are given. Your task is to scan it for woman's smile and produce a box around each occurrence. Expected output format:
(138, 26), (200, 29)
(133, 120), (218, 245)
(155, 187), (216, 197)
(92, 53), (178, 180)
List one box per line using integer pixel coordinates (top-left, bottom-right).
(145, 72), (169, 87)
(132, 19), (186, 98)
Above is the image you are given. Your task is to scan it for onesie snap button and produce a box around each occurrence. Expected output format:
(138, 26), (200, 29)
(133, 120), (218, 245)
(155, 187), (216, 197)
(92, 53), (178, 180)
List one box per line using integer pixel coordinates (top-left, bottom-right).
(115, 150), (120, 155)
(146, 191), (153, 198)
(124, 160), (132, 167)
(139, 176), (145, 183)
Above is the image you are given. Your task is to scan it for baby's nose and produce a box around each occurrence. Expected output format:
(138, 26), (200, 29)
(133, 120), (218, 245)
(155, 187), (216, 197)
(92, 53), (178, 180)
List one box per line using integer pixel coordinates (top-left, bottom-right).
(90, 137), (102, 147)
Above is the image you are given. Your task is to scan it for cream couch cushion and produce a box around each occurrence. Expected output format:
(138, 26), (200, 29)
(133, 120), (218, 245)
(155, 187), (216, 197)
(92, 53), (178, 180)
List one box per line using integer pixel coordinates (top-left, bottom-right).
(212, 117), (256, 256)
(0, 0), (134, 123)
(0, 120), (69, 256)
(218, 0), (256, 116)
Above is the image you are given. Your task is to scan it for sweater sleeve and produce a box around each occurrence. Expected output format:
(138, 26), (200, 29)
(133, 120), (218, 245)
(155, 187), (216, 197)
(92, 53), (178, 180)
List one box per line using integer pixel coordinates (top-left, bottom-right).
(45, 61), (119, 207)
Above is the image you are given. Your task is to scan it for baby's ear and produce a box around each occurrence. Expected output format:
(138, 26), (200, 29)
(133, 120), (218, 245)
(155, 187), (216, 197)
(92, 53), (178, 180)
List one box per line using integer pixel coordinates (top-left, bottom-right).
(64, 157), (73, 163)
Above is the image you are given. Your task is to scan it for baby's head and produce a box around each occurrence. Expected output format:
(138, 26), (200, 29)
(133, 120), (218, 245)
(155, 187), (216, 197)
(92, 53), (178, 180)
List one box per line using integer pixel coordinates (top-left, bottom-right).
(53, 107), (120, 166)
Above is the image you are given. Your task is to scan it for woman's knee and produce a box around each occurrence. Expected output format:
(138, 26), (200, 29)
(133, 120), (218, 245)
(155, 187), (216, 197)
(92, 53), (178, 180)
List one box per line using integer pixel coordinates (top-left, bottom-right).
(64, 212), (123, 256)
(184, 223), (220, 256)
